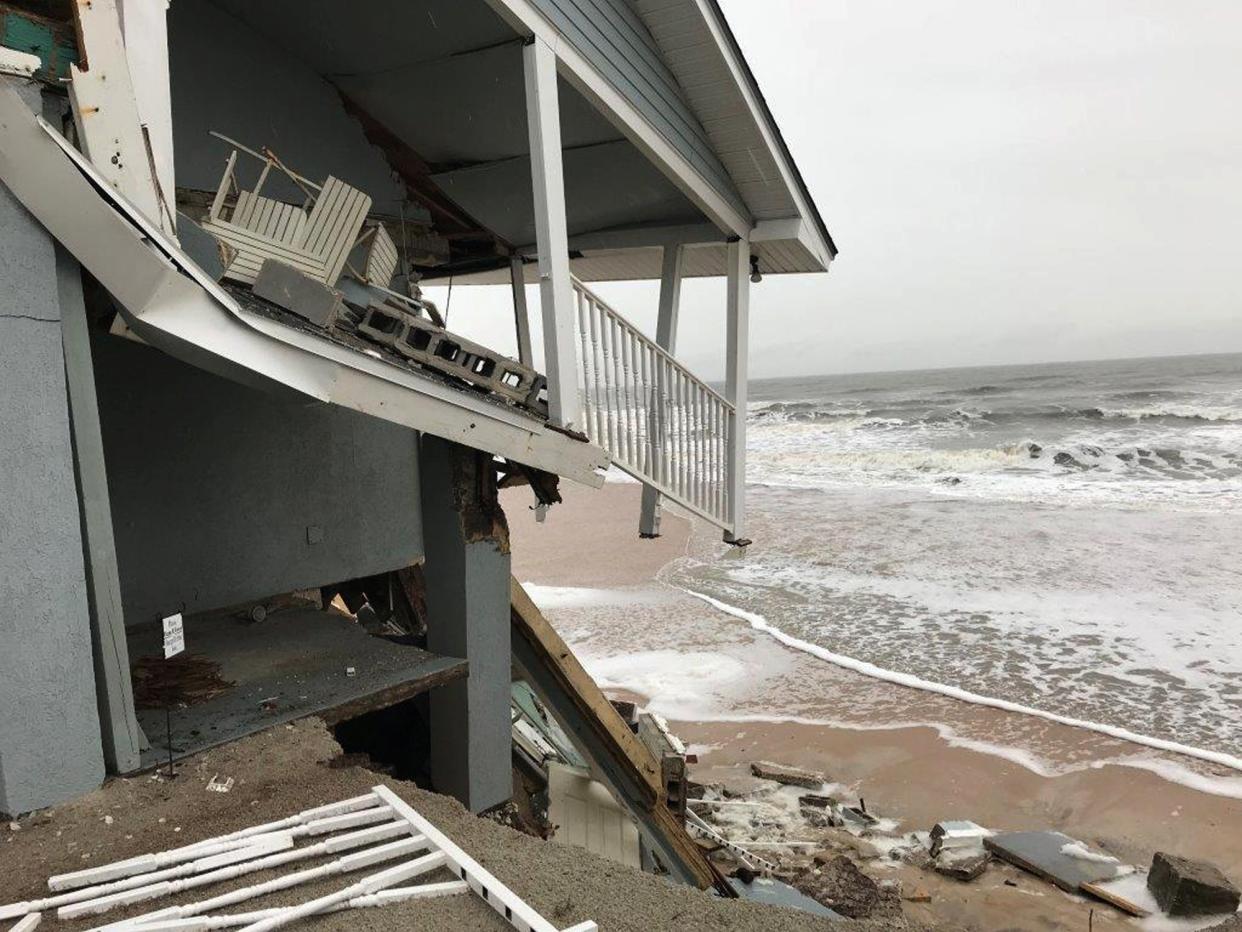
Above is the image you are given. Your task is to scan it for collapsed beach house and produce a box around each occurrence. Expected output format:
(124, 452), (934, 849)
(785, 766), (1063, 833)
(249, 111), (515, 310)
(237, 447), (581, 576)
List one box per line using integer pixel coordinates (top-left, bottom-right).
(0, 0), (833, 894)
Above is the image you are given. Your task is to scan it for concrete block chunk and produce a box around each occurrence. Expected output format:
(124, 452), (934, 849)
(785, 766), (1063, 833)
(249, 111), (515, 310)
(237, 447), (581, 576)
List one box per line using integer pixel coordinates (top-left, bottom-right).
(749, 761), (825, 789)
(253, 259), (344, 328)
(1148, 852), (1241, 918)
(930, 820), (990, 857)
(935, 849), (991, 882)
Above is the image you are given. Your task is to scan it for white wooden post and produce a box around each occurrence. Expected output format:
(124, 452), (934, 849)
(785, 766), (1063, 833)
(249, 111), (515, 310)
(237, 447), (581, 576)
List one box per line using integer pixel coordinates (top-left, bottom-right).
(509, 255), (533, 367)
(68, 0), (168, 231)
(523, 38), (581, 430)
(724, 238), (750, 543)
(118, 0), (175, 232)
(638, 244), (684, 537)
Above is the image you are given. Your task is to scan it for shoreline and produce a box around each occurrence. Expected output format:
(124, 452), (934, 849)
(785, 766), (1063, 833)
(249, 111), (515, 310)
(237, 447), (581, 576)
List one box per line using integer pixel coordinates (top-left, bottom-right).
(506, 480), (1242, 893)
(673, 585), (1242, 788)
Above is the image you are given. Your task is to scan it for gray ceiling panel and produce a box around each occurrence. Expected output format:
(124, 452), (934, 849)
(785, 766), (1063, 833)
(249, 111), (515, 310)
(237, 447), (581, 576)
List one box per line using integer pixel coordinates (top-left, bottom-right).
(210, 0), (516, 74)
(431, 139), (703, 245)
(335, 45), (622, 167)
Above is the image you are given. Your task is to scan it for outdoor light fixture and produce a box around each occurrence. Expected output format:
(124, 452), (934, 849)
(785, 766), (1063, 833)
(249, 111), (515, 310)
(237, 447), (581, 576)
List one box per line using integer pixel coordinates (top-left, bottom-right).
(750, 255), (762, 284)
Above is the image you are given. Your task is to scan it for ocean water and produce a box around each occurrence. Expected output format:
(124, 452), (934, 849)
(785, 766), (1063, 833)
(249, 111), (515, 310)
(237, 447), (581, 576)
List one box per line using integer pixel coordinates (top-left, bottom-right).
(664, 353), (1242, 760)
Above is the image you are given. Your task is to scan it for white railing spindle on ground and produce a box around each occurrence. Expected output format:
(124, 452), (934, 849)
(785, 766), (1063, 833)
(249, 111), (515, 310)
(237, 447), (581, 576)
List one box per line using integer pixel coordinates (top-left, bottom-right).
(571, 278), (733, 533)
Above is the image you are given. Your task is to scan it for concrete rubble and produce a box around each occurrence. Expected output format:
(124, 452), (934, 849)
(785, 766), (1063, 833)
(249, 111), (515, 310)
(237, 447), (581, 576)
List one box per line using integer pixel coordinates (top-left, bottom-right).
(928, 820), (989, 857)
(1205, 916), (1242, 932)
(793, 855), (902, 920)
(749, 761), (826, 789)
(689, 742), (1242, 930)
(1148, 851), (1242, 917)
(933, 848), (991, 882)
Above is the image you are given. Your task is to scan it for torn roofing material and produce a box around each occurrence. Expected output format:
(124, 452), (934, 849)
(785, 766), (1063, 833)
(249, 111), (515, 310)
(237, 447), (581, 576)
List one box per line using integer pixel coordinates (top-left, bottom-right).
(0, 81), (607, 487)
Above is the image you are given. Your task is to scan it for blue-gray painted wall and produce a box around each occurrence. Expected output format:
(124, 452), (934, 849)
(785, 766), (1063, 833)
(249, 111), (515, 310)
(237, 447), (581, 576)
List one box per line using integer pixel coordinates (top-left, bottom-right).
(530, 0), (749, 221)
(0, 83), (106, 814)
(92, 337), (424, 627)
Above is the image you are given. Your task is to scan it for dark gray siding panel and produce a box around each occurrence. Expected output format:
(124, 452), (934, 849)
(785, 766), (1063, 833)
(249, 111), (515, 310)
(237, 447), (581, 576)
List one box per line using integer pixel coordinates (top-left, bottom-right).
(531, 0), (749, 222)
(94, 337), (423, 625)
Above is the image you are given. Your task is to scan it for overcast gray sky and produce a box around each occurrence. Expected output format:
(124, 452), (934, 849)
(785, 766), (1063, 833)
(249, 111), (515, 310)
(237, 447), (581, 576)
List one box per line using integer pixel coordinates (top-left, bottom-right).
(430, 0), (1242, 381)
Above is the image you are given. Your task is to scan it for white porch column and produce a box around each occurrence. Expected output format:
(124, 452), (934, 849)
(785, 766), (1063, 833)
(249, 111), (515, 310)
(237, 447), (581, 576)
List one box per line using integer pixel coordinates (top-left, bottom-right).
(523, 38), (581, 430)
(638, 244), (684, 537)
(724, 238), (751, 543)
(119, 0), (175, 230)
(509, 255), (534, 367)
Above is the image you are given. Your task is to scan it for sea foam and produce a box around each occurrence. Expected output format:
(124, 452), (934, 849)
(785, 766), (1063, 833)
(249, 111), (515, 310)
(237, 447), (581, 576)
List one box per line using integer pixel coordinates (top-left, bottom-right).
(676, 587), (1242, 778)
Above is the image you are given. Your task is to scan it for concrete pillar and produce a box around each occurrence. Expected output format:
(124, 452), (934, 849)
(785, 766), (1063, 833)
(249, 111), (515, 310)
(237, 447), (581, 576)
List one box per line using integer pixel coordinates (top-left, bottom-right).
(418, 435), (512, 812)
(0, 82), (106, 814)
(60, 243), (145, 774)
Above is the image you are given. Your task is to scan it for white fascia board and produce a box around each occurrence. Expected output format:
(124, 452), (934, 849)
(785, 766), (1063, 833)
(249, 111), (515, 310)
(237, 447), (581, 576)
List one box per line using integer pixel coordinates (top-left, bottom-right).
(751, 217), (832, 271)
(687, 0), (834, 270)
(0, 84), (607, 487)
(118, 0), (175, 220)
(483, 0), (752, 239)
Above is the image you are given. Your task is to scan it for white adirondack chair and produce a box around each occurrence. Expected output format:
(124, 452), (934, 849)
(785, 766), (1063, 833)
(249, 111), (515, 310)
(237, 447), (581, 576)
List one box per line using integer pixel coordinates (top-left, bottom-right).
(201, 138), (376, 288)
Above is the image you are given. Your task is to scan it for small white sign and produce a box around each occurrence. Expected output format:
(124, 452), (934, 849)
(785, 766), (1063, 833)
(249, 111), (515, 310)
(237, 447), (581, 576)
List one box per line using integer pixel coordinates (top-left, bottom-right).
(163, 613), (185, 659)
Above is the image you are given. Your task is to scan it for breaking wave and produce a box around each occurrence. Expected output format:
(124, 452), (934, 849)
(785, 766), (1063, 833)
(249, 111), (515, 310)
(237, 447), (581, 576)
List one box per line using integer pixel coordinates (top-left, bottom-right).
(750, 401), (1242, 427)
(678, 587), (1242, 775)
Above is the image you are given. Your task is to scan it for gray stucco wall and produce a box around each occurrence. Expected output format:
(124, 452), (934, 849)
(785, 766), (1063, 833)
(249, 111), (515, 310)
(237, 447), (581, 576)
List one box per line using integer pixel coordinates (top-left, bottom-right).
(0, 88), (106, 813)
(530, 0), (748, 221)
(92, 336), (423, 626)
(168, 0), (405, 215)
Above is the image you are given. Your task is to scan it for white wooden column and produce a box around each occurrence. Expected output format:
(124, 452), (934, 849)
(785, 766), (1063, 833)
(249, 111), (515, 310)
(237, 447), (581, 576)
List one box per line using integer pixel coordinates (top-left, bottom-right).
(638, 244), (684, 537)
(724, 238), (751, 543)
(509, 255), (533, 367)
(69, 0), (169, 232)
(118, 0), (175, 232)
(523, 38), (581, 430)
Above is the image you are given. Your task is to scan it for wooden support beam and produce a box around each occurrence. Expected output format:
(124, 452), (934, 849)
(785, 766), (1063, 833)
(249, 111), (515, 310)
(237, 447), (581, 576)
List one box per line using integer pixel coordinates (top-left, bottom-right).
(509, 579), (732, 895)
(523, 37), (581, 431)
(724, 238), (750, 543)
(68, 0), (165, 230)
(638, 244), (684, 538)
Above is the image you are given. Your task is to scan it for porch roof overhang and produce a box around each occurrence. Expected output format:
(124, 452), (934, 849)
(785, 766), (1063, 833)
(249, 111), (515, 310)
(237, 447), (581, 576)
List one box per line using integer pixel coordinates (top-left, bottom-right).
(481, 0), (838, 279)
(0, 82), (608, 488)
(199, 0), (833, 283)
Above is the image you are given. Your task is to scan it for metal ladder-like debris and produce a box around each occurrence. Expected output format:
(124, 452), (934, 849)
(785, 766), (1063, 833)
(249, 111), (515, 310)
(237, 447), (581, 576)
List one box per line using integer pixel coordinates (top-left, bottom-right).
(1, 786), (595, 932)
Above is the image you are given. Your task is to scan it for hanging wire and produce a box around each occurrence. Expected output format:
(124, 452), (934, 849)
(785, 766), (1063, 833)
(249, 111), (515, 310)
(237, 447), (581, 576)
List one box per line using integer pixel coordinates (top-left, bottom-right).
(443, 275), (454, 326)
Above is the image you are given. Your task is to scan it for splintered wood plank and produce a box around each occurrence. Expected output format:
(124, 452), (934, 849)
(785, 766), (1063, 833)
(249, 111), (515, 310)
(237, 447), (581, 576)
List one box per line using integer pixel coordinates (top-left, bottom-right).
(510, 578), (730, 895)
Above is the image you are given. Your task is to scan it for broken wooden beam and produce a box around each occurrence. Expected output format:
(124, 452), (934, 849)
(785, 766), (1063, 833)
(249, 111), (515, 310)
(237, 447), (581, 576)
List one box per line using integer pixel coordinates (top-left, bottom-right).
(509, 578), (733, 896)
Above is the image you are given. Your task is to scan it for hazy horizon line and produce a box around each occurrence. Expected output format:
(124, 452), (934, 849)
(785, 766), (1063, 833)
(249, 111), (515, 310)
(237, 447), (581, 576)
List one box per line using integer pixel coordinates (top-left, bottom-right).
(749, 347), (1242, 384)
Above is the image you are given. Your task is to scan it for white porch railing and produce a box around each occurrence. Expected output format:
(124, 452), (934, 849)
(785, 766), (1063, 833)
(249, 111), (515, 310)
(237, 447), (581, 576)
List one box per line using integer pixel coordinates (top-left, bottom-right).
(572, 278), (734, 533)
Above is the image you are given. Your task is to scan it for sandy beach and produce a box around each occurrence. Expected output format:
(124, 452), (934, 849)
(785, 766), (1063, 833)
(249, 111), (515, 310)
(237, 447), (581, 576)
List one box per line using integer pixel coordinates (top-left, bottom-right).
(507, 480), (1242, 931)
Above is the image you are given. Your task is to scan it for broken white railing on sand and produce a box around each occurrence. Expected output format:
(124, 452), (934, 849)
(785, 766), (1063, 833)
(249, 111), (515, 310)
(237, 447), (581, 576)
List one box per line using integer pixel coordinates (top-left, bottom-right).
(1, 786), (595, 932)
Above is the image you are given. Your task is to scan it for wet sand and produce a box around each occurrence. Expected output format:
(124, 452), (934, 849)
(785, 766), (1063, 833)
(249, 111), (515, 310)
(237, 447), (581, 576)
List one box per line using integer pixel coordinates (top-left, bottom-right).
(507, 480), (1242, 931)
(0, 719), (916, 932)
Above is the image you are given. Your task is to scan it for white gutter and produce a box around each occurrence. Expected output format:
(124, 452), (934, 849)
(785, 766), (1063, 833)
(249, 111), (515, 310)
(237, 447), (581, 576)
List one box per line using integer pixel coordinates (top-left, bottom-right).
(0, 82), (607, 488)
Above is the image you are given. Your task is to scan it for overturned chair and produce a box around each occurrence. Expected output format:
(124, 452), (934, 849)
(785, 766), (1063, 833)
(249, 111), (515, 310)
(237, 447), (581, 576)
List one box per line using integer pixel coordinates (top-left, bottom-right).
(201, 133), (397, 289)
